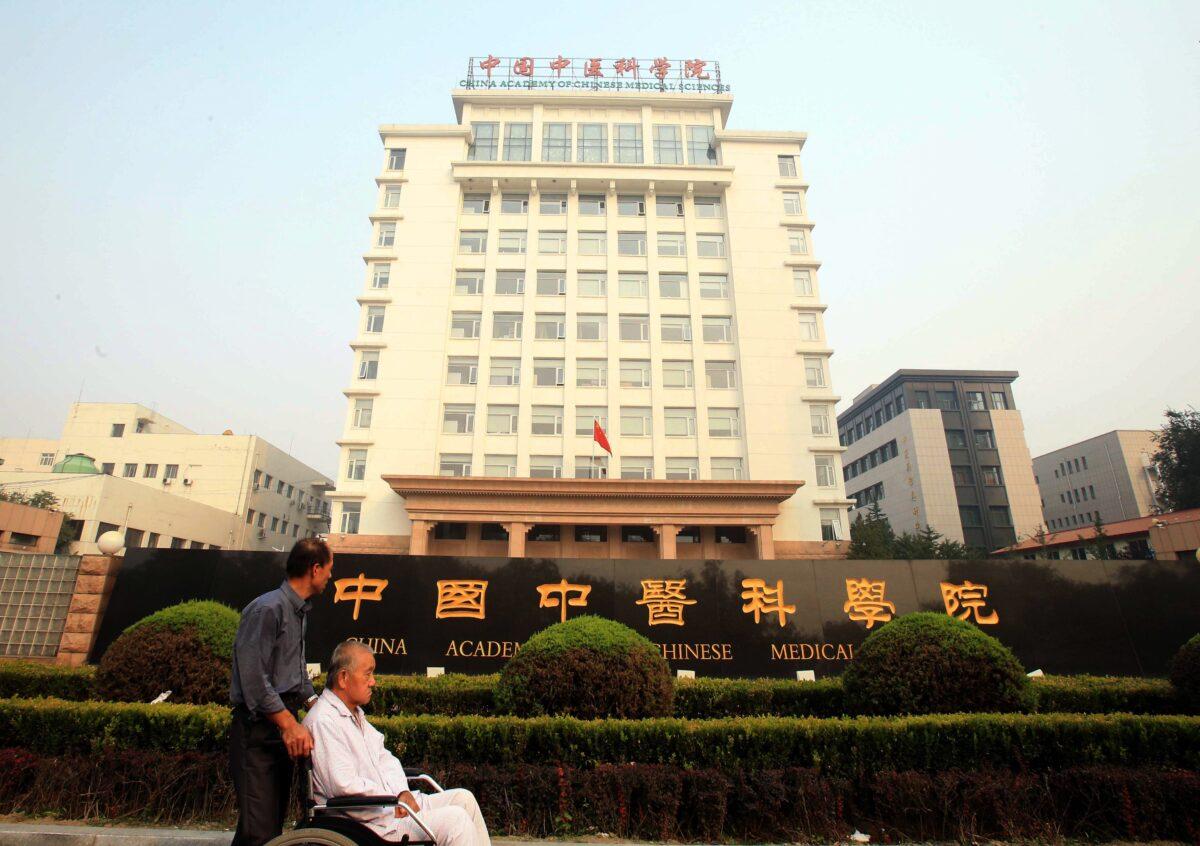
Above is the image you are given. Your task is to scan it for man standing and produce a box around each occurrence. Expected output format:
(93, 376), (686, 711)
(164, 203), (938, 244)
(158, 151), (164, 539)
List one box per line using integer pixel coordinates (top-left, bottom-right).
(230, 538), (334, 846)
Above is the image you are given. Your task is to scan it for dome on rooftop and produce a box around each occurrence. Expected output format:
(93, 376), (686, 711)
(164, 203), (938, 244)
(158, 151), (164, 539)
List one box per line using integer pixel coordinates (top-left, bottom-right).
(52, 453), (100, 474)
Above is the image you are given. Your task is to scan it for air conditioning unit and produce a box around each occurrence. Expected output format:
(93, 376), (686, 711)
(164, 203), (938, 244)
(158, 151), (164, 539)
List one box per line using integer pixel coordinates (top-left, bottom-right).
(162, 478), (173, 486)
(257, 529), (267, 539)
(182, 478), (193, 486)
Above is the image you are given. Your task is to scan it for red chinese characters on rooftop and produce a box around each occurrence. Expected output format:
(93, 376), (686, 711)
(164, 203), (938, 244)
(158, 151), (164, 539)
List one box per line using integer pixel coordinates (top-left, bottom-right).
(472, 56), (717, 85)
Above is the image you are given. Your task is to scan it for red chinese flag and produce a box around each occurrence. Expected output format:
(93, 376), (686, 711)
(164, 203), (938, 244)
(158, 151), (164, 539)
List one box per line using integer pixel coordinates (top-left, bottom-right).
(593, 419), (612, 454)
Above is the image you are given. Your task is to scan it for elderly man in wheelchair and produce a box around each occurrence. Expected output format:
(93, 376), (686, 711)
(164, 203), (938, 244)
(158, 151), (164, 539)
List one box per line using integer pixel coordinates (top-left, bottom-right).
(267, 640), (490, 846)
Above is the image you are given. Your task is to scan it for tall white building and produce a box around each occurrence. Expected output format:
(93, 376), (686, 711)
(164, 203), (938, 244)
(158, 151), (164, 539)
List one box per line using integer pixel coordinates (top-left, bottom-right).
(329, 60), (850, 560)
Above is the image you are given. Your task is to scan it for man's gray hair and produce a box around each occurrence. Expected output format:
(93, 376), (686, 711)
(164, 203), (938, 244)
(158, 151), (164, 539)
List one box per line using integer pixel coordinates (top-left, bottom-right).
(327, 639), (373, 689)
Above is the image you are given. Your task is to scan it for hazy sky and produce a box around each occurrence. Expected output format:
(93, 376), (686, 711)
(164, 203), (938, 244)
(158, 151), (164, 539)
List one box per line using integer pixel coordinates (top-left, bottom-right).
(2, 1), (1197, 478)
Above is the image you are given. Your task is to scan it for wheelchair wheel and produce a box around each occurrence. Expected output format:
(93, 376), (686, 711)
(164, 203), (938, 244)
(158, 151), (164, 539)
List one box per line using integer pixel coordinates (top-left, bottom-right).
(265, 829), (358, 846)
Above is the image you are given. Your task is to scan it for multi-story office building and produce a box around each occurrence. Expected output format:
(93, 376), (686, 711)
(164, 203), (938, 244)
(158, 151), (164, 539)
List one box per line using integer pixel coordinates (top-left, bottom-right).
(837, 370), (1043, 552)
(1033, 430), (1160, 532)
(328, 59), (851, 560)
(0, 403), (333, 553)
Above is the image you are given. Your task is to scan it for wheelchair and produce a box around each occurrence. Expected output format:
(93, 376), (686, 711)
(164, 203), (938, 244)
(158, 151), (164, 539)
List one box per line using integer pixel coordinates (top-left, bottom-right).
(265, 758), (445, 846)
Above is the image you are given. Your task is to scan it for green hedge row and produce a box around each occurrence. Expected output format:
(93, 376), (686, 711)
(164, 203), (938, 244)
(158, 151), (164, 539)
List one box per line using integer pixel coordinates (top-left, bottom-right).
(0, 661), (96, 701)
(2, 696), (1197, 777)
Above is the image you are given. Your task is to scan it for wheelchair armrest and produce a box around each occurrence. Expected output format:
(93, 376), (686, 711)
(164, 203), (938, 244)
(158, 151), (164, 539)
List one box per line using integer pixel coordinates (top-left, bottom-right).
(324, 795), (397, 808)
(403, 770), (444, 793)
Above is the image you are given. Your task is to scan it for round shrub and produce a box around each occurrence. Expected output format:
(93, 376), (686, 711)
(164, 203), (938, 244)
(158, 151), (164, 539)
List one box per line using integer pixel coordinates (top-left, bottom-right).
(842, 611), (1033, 715)
(96, 600), (240, 705)
(1169, 634), (1200, 711)
(495, 615), (673, 718)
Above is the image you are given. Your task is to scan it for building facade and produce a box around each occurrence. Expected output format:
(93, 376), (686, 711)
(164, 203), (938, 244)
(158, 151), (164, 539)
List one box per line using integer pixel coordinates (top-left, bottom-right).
(1033, 430), (1160, 532)
(0, 403), (333, 553)
(837, 370), (1043, 552)
(328, 69), (850, 559)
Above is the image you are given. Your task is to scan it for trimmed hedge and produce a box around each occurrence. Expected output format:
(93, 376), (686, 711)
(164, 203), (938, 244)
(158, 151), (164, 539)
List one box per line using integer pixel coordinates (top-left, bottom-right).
(2, 696), (1198, 777)
(1171, 633), (1200, 711)
(0, 661), (96, 701)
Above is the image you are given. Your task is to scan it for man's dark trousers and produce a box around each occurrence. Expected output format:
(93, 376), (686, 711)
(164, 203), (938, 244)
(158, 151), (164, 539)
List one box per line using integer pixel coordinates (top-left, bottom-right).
(229, 704), (294, 846)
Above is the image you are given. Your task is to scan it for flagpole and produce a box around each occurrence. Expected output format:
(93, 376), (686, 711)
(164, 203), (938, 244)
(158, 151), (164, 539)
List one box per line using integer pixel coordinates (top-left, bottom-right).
(591, 419), (597, 478)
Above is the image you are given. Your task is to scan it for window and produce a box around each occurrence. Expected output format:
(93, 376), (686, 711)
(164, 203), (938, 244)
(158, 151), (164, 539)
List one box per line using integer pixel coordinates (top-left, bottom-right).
(703, 316), (734, 343)
(959, 506), (983, 528)
(123, 462), (137, 477)
(246, 509), (255, 525)
(661, 315), (692, 343)
(578, 271), (606, 297)
(935, 391), (958, 411)
(365, 305), (385, 333)
(991, 391), (1008, 410)
(532, 358), (566, 386)
(619, 360), (651, 388)
(652, 273), (685, 300)
(1089, 483), (1096, 498)
(690, 195), (723, 219)
(576, 314), (606, 341)
(663, 359), (694, 388)
(537, 231), (567, 255)
(503, 123), (532, 161)
(945, 429), (968, 448)
(915, 390), (931, 409)
(798, 312), (819, 341)
(576, 358), (607, 386)
(665, 407), (697, 437)
(981, 466), (1003, 486)
(442, 404), (475, 434)
(353, 398), (373, 428)
(450, 311), (481, 338)
(142, 463), (158, 479)
(656, 195), (684, 217)
(687, 125), (717, 165)
(617, 194), (645, 216)
(820, 508), (844, 541)
(576, 456), (608, 478)
(484, 455), (517, 477)
(653, 125), (683, 164)
(346, 449), (367, 481)
(1082, 456), (1088, 469)
(542, 123), (571, 161)
(579, 194), (606, 215)
(974, 430), (996, 449)
(382, 184), (402, 208)
(709, 408), (741, 438)
(699, 274), (730, 299)
(500, 193), (529, 214)
(613, 123), (643, 163)
(39, 452), (54, 466)
(804, 356), (825, 387)
(486, 405), (518, 435)
(534, 314), (567, 340)
(621, 407), (652, 436)
(440, 454), (471, 477)
(576, 407), (607, 435)
(706, 360), (737, 389)
(358, 351), (379, 380)
(619, 313), (650, 340)
(489, 357), (520, 386)
(462, 194), (490, 214)
(712, 457), (744, 480)
(468, 122), (498, 160)
(618, 232), (647, 256)
(578, 123), (607, 162)
(571, 525), (604, 543)
(530, 456), (563, 478)
(257, 508), (267, 525)
(387, 148), (406, 170)
(371, 263), (391, 289)
(498, 230), (526, 254)
(454, 271), (482, 295)
(495, 270), (524, 296)
(952, 465), (974, 486)
(621, 457), (653, 480)
(578, 231), (606, 255)
(787, 229), (809, 254)
(159, 464), (177, 481)
(540, 193), (567, 214)
(446, 356), (478, 385)
(815, 455), (838, 487)
(990, 506), (1013, 528)
(783, 191), (803, 215)
(666, 458), (699, 480)
(536, 270), (567, 295)
(340, 503), (361, 534)
(810, 405), (831, 436)
(965, 391), (986, 411)
(778, 155), (797, 177)
(657, 232), (686, 256)
(697, 233), (726, 257)
(377, 222), (395, 248)
(458, 230), (486, 253)
(793, 269), (813, 296)
(492, 312), (522, 339)
(531, 406), (564, 435)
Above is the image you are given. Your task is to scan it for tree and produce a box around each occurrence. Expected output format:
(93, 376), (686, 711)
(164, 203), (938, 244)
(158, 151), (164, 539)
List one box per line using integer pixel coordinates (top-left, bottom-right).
(0, 489), (59, 510)
(1153, 407), (1200, 512)
(1087, 515), (1114, 560)
(847, 502), (896, 559)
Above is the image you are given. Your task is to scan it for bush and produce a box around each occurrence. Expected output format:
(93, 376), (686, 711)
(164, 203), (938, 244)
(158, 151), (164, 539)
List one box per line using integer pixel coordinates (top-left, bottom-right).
(494, 615), (673, 718)
(1034, 674), (1176, 714)
(95, 600), (240, 705)
(348, 673), (498, 717)
(0, 661), (96, 701)
(1170, 633), (1200, 711)
(843, 612), (1033, 715)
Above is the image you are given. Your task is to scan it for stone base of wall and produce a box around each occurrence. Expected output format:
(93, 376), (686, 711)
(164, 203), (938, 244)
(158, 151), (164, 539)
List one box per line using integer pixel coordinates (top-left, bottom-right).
(776, 540), (850, 559)
(326, 533), (410, 555)
(56, 555), (121, 667)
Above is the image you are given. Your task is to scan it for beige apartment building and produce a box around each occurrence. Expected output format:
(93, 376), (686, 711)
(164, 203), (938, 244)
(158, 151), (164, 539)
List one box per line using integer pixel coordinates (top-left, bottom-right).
(0, 403), (333, 553)
(1033, 430), (1161, 531)
(328, 61), (851, 559)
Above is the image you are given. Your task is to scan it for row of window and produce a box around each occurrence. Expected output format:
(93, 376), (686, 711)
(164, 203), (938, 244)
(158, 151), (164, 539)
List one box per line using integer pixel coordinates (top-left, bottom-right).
(101, 461), (181, 481)
(436, 454), (745, 480)
(843, 440), (899, 481)
(251, 469), (324, 510)
(1049, 510), (1101, 530)
(440, 404), (746, 439)
(444, 229), (748, 258)
(838, 388), (1011, 448)
(960, 505), (1013, 529)
(1053, 455), (1088, 478)
(1060, 484), (1097, 505)
(850, 481), (885, 509)
(96, 522), (220, 551)
(840, 395), (907, 445)
(461, 192), (731, 218)
(445, 313), (740, 343)
(244, 509), (307, 539)
(466, 122), (717, 165)
(914, 389), (1009, 413)
(947, 429), (996, 450)
(952, 465), (1004, 487)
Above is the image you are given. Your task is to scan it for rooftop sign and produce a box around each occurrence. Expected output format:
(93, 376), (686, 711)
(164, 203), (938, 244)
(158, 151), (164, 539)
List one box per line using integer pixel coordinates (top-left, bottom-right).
(461, 56), (728, 94)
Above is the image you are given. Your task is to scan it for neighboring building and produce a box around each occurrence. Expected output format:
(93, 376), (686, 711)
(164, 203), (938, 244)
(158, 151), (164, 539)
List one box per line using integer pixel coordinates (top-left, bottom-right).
(1033, 430), (1160, 532)
(327, 59), (851, 560)
(837, 370), (1042, 552)
(0, 500), (65, 553)
(0, 403), (333, 553)
(993, 507), (1200, 561)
